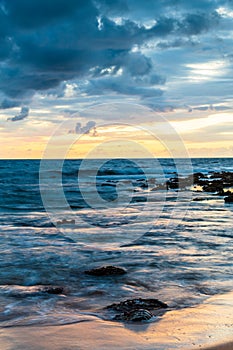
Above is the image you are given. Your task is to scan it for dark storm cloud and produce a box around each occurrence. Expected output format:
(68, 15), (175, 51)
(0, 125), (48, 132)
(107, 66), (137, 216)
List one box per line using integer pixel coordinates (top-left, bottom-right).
(95, 0), (220, 20)
(7, 106), (30, 122)
(84, 68), (165, 98)
(5, 0), (92, 29)
(180, 12), (219, 35)
(0, 0), (228, 109)
(0, 98), (21, 109)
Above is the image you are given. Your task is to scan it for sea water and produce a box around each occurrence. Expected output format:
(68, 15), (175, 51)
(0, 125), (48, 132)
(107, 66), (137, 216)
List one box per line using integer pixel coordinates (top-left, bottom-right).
(0, 158), (232, 326)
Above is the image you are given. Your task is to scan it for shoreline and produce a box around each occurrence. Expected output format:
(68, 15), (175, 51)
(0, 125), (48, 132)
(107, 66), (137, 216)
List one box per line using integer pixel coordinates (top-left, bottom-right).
(0, 292), (232, 350)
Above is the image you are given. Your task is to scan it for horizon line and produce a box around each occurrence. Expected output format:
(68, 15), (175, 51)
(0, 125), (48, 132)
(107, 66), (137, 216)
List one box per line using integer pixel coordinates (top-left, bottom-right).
(0, 157), (232, 161)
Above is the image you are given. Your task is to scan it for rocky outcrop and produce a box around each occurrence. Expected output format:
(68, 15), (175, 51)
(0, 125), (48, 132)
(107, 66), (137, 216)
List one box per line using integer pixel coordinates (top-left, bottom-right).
(85, 266), (127, 276)
(106, 298), (168, 322)
(224, 194), (233, 203)
(41, 286), (64, 294)
(114, 308), (154, 321)
(106, 298), (168, 312)
(7, 285), (65, 298)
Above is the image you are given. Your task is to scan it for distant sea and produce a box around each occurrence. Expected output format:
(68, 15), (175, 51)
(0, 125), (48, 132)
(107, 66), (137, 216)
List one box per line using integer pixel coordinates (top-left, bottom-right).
(0, 158), (232, 327)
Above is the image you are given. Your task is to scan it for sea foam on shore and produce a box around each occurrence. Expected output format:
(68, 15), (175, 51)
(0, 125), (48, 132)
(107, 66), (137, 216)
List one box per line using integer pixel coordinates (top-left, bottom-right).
(0, 291), (232, 350)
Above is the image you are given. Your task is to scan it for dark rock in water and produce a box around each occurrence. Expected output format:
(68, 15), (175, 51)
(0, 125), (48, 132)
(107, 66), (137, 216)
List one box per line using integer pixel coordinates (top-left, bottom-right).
(134, 179), (148, 189)
(114, 308), (153, 322)
(202, 180), (224, 193)
(106, 298), (168, 323)
(192, 197), (206, 201)
(106, 298), (168, 312)
(194, 172), (206, 179)
(85, 266), (127, 276)
(41, 286), (64, 295)
(132, 196), (147, 203)
(9, 285), (65, 298)
(167, 177), (179, 189)
(217, 189), (225, 196)
(156, 171), (233, 194)
(224, 190), (232, 196)
(224, 194), (233, 203)
(101, 181), (117, 187)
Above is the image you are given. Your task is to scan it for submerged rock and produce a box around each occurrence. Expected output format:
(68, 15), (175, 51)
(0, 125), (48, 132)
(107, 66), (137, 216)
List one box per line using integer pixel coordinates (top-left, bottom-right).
(40, 286), (64, 295)
(7, 285), (65, 298)
(106, 298), (168, 312)
(114, 308), (154, 322)
(85, 266), (127, 276)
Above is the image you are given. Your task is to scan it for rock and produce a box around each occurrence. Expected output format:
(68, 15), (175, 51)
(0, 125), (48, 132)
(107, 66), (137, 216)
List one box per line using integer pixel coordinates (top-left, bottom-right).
(41, 286), (64, 295)
(106, 298), (168, 312)
(224, 194), (233, 203)
(9, 285), (65, 298)
(202, 180), (224, 193)
(135, 179), (148, 189)
(85, 266), (127, 276)
(149, 171), (233, 195)
(131, 196), (147, 203)
(224, 190), (232, 196)
(217, 189), (225, 196)
(114, 308), (154, 322)
(194, 172), (206, 179)
(101, 181), (117, 187)
(167, 177), (179, 189)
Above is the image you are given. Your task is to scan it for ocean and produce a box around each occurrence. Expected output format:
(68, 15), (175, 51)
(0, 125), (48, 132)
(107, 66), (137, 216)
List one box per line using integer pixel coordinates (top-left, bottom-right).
(0, 158), (232, 327)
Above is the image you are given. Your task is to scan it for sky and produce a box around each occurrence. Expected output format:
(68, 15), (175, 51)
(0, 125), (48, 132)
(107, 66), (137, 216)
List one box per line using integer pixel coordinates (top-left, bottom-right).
(0, 0), (233, 158)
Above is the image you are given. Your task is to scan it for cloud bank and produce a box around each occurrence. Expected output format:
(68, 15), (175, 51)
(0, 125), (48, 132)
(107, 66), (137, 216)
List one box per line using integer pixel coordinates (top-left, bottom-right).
(1, 0), (232, 116)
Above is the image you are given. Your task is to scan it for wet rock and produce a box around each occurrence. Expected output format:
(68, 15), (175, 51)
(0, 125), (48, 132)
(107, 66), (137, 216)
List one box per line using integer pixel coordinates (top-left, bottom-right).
(101, 181), (117, 187)
(7, 285), (65, 298)
(194, 172), (206, 179)
(167, 177), (179, 189)
(106, 298), (168, 312)
(106, 298), (168, 323)
(114, 309), (154, 322)
(217, 189), (225, 196)
(85, 266), (127, 276)
(166, 176), (193, 190)
(154, 172), (233, 194)
(192, 197), (206, 201)
(202, 180), (224, 193)
(209, 171), (233, 184)
(224, 190), (232, 196)
(224, 194), (233, 203)
(41, 286), (64, 295)
(134, 179), (148, 189)
(132, 196), (147, 203)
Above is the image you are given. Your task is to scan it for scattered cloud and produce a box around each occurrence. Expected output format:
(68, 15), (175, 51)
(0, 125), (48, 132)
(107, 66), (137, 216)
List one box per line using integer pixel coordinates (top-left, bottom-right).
(69, 120), (97, 135)
(8, 106), (30, 122)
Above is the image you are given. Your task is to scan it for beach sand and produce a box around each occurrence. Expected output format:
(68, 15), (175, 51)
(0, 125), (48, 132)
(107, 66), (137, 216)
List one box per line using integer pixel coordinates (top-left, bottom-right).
(0, 292), (232, 350)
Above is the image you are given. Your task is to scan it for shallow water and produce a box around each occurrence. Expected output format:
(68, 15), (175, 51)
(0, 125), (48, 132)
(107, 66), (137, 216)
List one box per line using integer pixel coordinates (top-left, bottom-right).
(0, 158), (232, 327)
